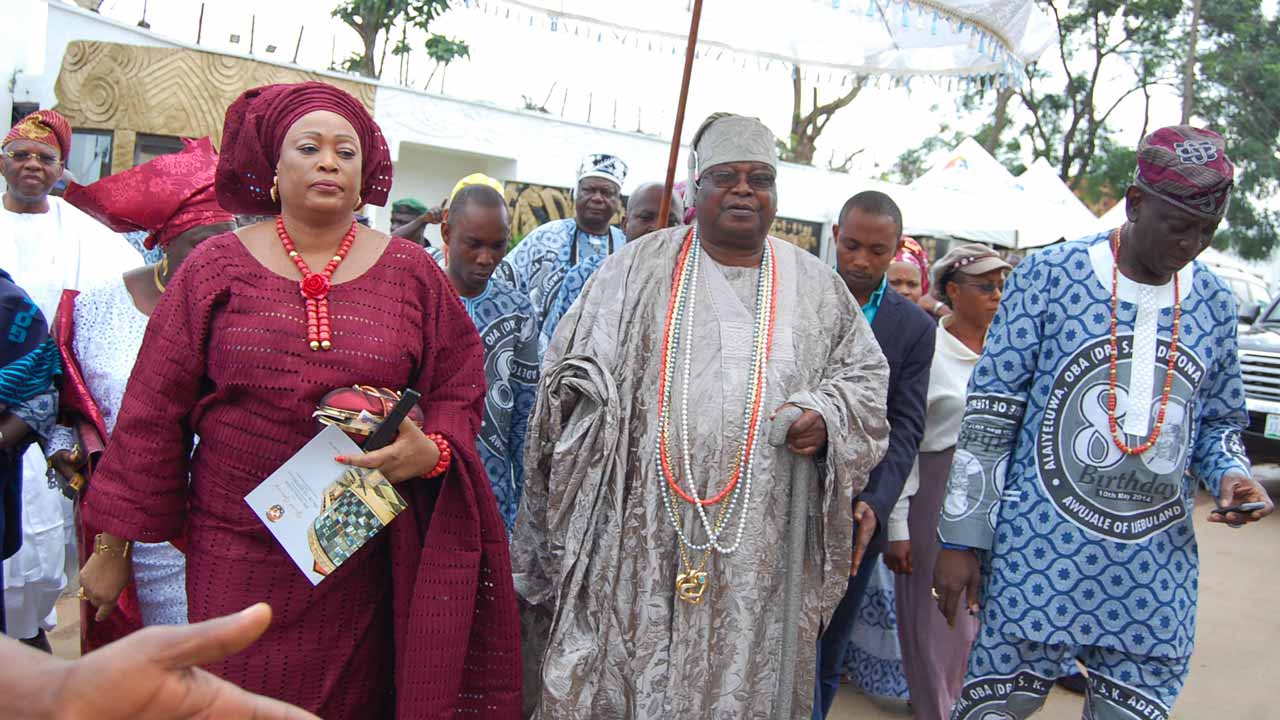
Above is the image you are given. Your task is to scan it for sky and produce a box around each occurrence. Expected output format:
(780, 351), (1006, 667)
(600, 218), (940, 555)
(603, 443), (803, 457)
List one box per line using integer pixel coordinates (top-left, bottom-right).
(86, 0), (1263, 181)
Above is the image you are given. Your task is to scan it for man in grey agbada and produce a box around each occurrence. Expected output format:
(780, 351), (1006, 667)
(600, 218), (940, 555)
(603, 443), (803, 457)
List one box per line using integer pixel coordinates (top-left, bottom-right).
(511, 113), (890, 718)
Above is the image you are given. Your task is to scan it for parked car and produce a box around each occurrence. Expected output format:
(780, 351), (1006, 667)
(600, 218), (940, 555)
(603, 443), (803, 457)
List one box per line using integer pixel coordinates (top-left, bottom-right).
(1213, 264), (1273, 329)
(1239, 294), (1280, 462)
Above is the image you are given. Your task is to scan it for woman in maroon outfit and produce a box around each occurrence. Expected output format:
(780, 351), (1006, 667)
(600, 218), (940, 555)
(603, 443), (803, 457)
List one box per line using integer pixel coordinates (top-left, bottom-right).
(77, 82), (521, 718)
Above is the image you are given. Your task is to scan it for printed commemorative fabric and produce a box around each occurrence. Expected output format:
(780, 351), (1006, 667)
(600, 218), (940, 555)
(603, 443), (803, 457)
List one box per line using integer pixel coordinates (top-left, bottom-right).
(512, 226), (889, 718)
(462, 285), (541, 531)
(953, 628), (1188, 720)
(426, 247), (542, 530)
(843, 560), (910, 700)
(938, 232), (1250, 659)
(495, 218), (626, 329)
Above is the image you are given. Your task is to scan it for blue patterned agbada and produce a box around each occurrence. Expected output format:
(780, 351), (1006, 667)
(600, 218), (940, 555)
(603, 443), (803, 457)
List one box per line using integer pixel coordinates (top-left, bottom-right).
(430, 248), (540, 531)
(540, 252), (604, 348)
(495, 218), (625, 330)
(938, 231), (1251, 718)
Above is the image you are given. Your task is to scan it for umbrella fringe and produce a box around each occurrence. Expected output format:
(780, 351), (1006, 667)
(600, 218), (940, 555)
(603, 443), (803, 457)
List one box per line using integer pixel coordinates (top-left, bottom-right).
(470, 0), (1032, 85)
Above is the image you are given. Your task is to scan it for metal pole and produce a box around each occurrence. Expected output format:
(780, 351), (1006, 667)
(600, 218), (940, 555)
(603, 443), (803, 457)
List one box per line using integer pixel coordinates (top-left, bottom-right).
(249, 14), (256, 55)
(656, 0), (703, 230)
(293, 26), (304, 64)
(196, 3), (204, 44)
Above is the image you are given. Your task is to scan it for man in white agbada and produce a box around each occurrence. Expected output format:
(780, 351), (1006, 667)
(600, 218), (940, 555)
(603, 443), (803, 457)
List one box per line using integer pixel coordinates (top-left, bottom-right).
(0, 109), (137, 646)
(512, 112), (890, 718)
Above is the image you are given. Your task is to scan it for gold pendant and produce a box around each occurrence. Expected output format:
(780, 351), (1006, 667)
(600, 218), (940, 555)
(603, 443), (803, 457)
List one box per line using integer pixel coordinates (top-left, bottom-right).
(675, 570), (709, 604)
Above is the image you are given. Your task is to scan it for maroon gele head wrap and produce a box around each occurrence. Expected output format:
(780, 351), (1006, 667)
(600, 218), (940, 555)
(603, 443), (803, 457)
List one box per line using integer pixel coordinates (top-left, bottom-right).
(1134, 125), (1234, 220)
(215, 82), (393, 215)
(64, 137), (235, 249)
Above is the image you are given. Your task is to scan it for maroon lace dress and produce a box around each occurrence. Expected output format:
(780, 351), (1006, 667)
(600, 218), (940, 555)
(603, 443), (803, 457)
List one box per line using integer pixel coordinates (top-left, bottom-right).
(83, 233), (521, 717)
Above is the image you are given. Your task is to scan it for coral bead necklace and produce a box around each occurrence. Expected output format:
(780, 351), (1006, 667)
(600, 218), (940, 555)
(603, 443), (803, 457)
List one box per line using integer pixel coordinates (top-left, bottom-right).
(276, 217), (357, 351)
(1106, 228), (1182, 456)
(654, 225), (778, 603)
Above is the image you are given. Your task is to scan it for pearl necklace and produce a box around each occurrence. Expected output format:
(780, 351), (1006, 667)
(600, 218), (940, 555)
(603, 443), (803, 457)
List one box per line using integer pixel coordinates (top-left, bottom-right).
(654, 226), (778, 602)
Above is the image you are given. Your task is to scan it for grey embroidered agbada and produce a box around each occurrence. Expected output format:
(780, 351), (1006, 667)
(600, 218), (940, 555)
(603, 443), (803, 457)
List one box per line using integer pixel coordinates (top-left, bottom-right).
(511, 225), (890, 718)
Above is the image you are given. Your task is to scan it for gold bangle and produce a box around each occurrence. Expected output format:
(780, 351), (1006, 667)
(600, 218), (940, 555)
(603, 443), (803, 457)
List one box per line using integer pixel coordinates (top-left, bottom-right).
(93, 533), (131, 559)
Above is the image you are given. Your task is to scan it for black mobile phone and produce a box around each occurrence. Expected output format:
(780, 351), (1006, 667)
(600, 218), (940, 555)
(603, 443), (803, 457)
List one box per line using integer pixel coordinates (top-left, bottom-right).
(1210, 501), (1267, 516)
(361, 389), (422, 452)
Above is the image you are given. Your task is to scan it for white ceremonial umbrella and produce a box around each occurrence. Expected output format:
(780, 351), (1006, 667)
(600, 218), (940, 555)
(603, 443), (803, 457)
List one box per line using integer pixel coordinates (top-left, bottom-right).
(486, 0), (1056, 226)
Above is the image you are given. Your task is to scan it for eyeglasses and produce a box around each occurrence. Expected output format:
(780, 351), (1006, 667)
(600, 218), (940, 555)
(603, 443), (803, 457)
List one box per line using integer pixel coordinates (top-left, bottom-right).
(703, 169), (776, 191)
(959, 278), (1004, 296)
(4, 150), (62, 167)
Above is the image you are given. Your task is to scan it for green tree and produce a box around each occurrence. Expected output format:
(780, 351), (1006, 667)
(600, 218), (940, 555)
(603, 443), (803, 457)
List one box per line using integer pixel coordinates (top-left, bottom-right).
(779, 66), (866, 165)
(1195, 0), (1280, 259)
(332, 0), (468, 81)
(1007, 0), (1183, 188)
(894, 0), (1185, 210)
(880, 122), (964, 184)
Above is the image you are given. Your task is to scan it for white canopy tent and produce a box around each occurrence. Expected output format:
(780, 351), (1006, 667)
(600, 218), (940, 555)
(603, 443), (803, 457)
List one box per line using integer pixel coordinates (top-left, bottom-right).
(1012, 158), (1106, 246)
(1098, 198), (1128, 231)
(907, 139), (1108, 248)
(906, 137), (1022, 247)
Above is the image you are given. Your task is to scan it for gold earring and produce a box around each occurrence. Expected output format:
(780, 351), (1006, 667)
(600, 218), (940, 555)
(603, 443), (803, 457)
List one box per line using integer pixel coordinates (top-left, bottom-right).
(270, 176), (279, 204)
(153, 254), (169, 292)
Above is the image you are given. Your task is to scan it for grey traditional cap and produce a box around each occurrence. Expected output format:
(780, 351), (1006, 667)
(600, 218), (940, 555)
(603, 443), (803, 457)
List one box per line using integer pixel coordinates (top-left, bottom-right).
(930, 243), (1012, 301)
(685, 113), (778, 205)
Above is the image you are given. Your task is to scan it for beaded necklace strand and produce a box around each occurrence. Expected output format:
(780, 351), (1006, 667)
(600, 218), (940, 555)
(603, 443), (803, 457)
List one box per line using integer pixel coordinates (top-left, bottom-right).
(276, 218), (357, 351)
(654, 226), (778, 603)
(1106, 228), (1182, 456)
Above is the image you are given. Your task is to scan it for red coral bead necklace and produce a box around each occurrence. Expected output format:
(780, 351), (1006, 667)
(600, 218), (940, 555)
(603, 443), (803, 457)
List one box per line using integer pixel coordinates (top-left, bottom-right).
(276, 217), (357, 351)
(1106, 227), (1182, 456)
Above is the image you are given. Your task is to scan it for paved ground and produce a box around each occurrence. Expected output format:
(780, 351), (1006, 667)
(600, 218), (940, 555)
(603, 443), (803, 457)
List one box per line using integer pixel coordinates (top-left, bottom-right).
(51, 470), (1280, 719)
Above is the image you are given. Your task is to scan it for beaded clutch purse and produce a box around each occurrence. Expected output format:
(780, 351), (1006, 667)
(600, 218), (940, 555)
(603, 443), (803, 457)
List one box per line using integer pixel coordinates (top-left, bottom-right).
(313, 385), (425, 441)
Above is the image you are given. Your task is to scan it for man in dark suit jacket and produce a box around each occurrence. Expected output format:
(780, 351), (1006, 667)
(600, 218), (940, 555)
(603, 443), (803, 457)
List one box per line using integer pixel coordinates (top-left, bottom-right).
(814, 191), (936, 718)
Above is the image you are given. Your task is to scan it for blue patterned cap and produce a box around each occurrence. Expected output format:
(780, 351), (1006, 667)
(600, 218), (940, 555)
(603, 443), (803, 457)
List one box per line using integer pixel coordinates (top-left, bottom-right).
(578, 153), (628, 188)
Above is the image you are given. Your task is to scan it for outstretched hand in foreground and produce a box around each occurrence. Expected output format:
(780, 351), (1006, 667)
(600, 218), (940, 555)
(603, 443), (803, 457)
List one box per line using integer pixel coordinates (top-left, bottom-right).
(5, 603), (318, 720)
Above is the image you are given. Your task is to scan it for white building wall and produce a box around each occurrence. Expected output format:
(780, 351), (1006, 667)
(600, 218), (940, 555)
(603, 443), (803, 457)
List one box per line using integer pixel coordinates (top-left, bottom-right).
(17, 2), (180, 112)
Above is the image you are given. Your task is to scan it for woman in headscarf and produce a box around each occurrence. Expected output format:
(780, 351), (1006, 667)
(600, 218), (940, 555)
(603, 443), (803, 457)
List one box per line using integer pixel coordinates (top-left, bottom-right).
(0, 271), (60, 639)
(45, 137), (236, 650)
(77, 82), (521, 717)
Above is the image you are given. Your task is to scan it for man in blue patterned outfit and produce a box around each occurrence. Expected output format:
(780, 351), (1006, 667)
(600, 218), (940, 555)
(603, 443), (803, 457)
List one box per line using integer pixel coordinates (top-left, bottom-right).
(430, 178), (540, 532)
(933, 126), (1273, 719)
(496, 153), (628, 330)
(539, 181), (684, 347)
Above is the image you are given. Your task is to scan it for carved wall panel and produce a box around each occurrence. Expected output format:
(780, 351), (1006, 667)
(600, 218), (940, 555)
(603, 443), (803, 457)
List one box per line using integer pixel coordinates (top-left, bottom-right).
(53, 41), (375, 172)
